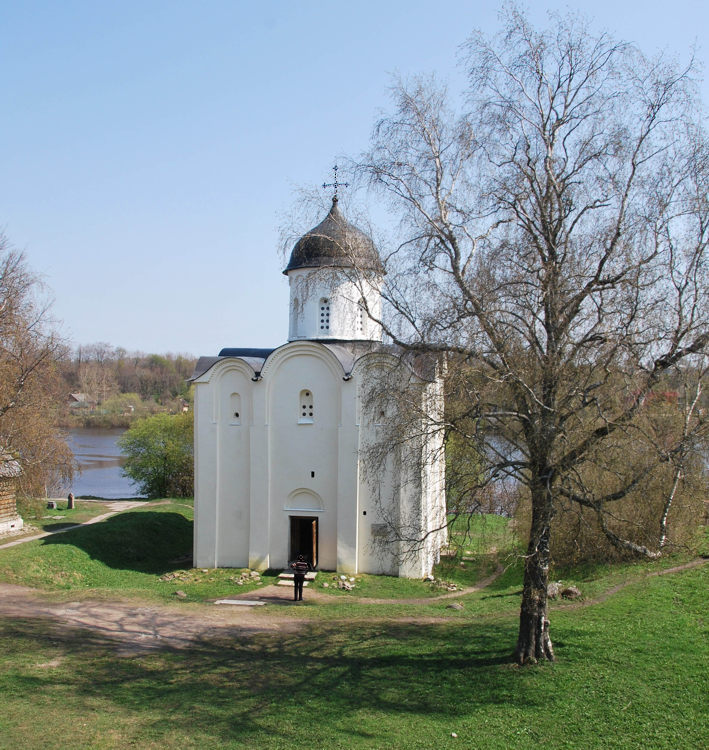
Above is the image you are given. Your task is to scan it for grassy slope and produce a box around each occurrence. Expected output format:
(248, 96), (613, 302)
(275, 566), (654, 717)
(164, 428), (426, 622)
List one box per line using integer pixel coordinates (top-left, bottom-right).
(0, 500), (274, 601)
(0, 565), (706, 749)
(9, 497), (119, 538)
(0, 505), (706, 749)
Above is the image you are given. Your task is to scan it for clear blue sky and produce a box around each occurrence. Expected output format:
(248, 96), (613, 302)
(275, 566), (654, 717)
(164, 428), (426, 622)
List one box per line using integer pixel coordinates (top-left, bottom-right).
(1, 1), (706, 356)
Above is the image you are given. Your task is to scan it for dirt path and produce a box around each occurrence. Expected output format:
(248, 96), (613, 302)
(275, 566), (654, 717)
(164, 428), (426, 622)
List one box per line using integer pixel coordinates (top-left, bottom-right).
(554, 557), (708, 610)
(1, 494), (704, 653)
(0, 501), (506, 655)
(210, 564), (505, 610)
(347, 565), (506, 605)
(0, 571), (504, 657)
(0, 583), (308, 656)
(237, 564), (506, 606)
(1, 558), (704, 656)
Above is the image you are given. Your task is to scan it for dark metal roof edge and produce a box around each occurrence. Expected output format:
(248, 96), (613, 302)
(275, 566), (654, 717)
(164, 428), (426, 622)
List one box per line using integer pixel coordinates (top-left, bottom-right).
(190, 341), (439, 383)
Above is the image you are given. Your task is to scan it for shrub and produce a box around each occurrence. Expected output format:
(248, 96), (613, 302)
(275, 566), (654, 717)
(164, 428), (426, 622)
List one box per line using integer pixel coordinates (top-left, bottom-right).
(515, 423), (707, 566)
(118, 412), (193, 498)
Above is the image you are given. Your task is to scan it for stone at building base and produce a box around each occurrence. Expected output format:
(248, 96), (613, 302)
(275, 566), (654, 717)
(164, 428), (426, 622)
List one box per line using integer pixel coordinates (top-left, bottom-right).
(277, 579), (310, 587)
(0, 515), (24, 536)
(278, 570), (317, 581)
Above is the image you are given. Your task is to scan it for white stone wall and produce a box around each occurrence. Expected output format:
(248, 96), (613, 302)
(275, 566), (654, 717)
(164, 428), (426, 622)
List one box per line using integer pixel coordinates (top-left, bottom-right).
(262, 344), (343, 570)
(352, 356), (447, 578)
(215, 365), (253, 567)
(193, 378), (218, 568)
(287, 268), (382, 342)
(193, 343), (446, 578)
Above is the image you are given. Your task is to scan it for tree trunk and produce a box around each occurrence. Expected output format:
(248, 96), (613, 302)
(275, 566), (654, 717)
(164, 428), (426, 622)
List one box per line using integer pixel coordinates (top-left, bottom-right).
(514, 484), (555, 664)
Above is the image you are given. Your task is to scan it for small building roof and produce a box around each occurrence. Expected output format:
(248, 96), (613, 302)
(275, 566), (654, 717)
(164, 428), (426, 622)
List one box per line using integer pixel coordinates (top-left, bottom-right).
(218, 347), (276, 359)
(283, 197), (384, 275)
(0, 452), (22, 478)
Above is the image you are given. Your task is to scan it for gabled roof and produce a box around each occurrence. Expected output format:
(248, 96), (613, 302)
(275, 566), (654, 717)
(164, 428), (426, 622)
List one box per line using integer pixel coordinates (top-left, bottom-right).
(0, 452), (21, 478)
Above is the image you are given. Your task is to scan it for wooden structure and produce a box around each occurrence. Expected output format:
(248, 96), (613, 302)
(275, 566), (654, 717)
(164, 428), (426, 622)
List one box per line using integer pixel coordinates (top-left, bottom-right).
(0, 454), (23, 536)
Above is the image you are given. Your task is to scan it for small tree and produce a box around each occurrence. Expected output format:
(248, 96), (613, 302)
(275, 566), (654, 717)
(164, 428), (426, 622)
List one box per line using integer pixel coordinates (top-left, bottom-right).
(119, 412), (193, 498)
(0, 237), (74, 495)
(354, 7), (709, 663)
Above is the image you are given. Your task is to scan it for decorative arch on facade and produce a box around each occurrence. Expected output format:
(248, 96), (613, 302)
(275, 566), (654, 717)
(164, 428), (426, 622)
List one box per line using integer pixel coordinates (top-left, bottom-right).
(284, 488), (325, 513)
(199, 359), (257, 424)
(260, 341), (346, 381)
(193, 357), (258, 384)
(350, 350), (422, 381)
(351, 351), (424, 428)
(262, 342), (346, 427)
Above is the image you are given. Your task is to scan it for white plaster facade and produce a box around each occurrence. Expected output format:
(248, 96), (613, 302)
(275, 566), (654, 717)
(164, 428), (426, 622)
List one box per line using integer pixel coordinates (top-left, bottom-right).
(287, 268), (383, 342)
(192, 199), (446, 577)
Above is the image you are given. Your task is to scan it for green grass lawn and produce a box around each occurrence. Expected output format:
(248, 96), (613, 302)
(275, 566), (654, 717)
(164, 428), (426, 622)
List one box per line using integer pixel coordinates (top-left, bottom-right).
(0, 500), (276, 601)
(1, 503), (509, 605)
(0, 564), (706, 749)
(0, 504), (706, 749)
(9, 496), (123, 538)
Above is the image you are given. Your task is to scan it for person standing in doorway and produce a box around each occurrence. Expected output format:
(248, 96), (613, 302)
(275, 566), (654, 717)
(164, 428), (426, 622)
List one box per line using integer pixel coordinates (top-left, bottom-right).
(290, 554), (310, 601)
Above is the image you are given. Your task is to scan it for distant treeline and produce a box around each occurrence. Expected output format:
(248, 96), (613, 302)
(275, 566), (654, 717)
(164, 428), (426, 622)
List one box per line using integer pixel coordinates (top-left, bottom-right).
(60, 342), (197, 427)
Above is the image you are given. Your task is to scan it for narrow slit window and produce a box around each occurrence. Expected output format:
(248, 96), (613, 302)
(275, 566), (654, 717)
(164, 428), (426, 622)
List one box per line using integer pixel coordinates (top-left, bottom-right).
(357, 299), (366, 336)
(230, 393), (242, 425)
(299, 389), (314, 423)
(319, 298), (330, 333)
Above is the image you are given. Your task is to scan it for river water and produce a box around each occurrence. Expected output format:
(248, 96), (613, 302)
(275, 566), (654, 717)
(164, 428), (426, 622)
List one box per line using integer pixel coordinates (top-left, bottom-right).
(61, 428), (144, 499)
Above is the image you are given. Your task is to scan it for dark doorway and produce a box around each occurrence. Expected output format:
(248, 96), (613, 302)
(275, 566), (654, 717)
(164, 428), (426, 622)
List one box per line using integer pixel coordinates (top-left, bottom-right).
(289, 516), (318, 568)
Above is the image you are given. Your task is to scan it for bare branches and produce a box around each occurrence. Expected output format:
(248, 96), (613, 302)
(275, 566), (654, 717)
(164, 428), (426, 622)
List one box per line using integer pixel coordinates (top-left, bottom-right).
(350, 6), (708, 661)
(0, 235), (74, 494)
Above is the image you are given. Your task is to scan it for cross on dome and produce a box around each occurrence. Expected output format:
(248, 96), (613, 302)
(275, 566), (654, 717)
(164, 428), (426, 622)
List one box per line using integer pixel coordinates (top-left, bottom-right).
(322, 164), (349, 201)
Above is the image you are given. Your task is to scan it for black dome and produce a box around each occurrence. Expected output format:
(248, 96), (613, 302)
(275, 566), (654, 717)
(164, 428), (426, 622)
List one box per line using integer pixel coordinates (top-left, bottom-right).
(284, 197), (384, 275)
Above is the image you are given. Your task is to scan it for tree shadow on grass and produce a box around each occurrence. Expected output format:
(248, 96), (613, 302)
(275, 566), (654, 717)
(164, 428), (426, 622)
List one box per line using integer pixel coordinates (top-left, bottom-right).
(1, 615), (544, 748)
(40, 511), (193, 575)
(40, 521), (86, 533)
(481, 589), (523, 599)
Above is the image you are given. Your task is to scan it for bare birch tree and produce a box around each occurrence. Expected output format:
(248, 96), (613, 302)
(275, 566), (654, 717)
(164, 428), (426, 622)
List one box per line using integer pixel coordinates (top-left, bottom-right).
(354, 7), (709, 664)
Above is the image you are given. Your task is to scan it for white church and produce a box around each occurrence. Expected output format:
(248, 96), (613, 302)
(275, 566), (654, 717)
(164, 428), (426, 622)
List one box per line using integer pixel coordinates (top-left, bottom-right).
(191, 196), (446, 577)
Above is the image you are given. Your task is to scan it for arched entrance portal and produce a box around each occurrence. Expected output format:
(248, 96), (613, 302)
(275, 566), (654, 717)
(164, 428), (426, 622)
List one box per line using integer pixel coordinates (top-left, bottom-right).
(289, 516), (318, 568)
